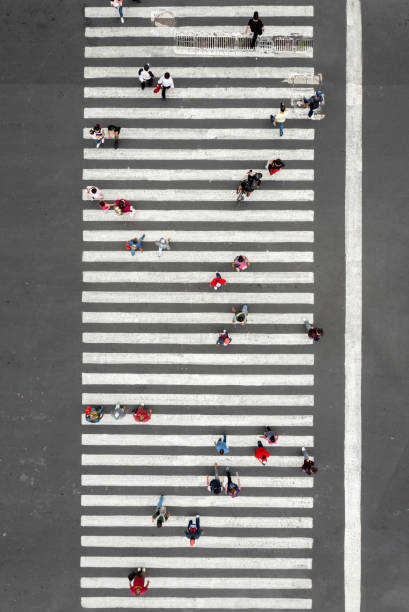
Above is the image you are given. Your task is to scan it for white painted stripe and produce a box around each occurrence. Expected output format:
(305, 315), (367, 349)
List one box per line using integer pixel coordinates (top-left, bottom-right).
(81, 413), (312, 427)
(82, 455), (311, 468)
(84, 6), (314, 19)
(85, 46), (313, 59)
(83, 230), (314, 242)
(84, 147), (314, 161)
(82, 393), (313, 406)
(345, 2), (362, 612)
(82, 251), (314, 263)
(84, 126), (314, 140)
(82, 372), (314, 386)
(82, 169), (314, 182)
(85, 66), (315, 80)
(82, 535), (312, 549)
(84, 86), (314, 100)
(81, 556), (312, 570)
(84, 106), (318, 121)
(81, 597), (312, 609)
(81, 576), (312, 590)
(85, 26), (314, 39)
(83, 271), (314, 284)
(82, 292), (314, 305)
(81, 495), (313, 509)
(82, 351), (314, 365)
(84, 191), (314, 203)
(82, 475), (313, 488)
(82, 332), (312, 345)
(82, 434), (313, 447)
(81, 515), (313, 529)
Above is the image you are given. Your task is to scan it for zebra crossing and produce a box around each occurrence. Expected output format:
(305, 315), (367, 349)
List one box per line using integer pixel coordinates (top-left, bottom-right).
(82, 1), (318, 609)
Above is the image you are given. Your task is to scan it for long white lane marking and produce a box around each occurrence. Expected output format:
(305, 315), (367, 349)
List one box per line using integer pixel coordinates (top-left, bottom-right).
(84, 66), (315, 79)
(84, 107), (321, 121)
(81, 556), (312, 569)
(83, 230), (314, 242)
(81, 434), (313, 447)
(84, 6), (314, 18)
(81, 576), (312, 589)
(85, 46), (313, 59)
(84, 86), (314, 100)
(81, 495), (313, 508)
(82, 251), (314, 263)
(82, 169), (314, 182)
(81, 475), (313, 488)
(82, 332), (312, 345)
(82, 393), (313, 406)
(81, 597), (312, 609)
(83, 271), (314, 284)
(80, 413), (313, 426)
(82, 351), (314, 365)
(82, 455), (312, 467)
(345, 2), (362, 612)
(84, 147), (314, 160)
(84, 127), (314, 141)
(85, 26), (314, 38)
(83, 190), (314, 201)
(81, 535), (312, 549)
(82, 292), (314, 305)
(81, 515), (313, 529)
(82, 372), (314, 386)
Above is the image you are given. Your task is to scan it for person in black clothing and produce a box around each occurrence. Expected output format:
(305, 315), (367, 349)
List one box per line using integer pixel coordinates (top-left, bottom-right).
(301, 447), (318, 475)
(107, 125), (121, 149)
(266, 158), (286, 176)
(303, 91), (323, 118)
(245, 11), (264, 49)
(304, 320), (324, 342)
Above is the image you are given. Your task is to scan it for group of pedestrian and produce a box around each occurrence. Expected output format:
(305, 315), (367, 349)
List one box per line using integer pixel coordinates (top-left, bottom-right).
(85, 403), (151, 423)
(89, 124), (121, 148)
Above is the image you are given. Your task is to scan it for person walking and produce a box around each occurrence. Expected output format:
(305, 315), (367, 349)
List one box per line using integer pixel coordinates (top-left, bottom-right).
(126, 235), (146, 255)
(156, 237), (171, 257)
(270, 103), (289, 137)
(113, 199), (135, 216)
(111, 0), (125, 24)
(223, 467), (241, 497)
(232, 305), (248, 326)
(303, 90), (323, 118)
(214, 436), (230, 455)
(98, 200), (113, 213)
(216, 329), (231, 345)
(133, 403), (152, 422)
(84, 405), (104, 423)
(206, 463), (222, 495)
(155, 72), (174, 99)
(210, 272), (226, 291)
(265, 158), (286, 175)
(152, 494), (170, 528)
(301, 447), (318, 474)
(90, 124), (105, 148)
(185, 515), (202, 546)
(254, 440), (270, 465)
(304, 320), (324, 342)
(128, 568), (149, 596)
(245, 11), (264, 48)
(107, 124), (121, 149)
(86, 185), (104, 200)
(232, 255), (250, 272)
(138, 63), (154, 90)
(259, 426), (279, 445)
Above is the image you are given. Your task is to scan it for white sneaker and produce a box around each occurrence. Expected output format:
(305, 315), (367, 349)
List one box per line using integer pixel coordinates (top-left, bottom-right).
(214, 286), (218, 291)
(121, 17), (125, 24)
(302, 446), (306, 452)
(101, 138), (105, 143)
(96, 142), (101, 148)
(265, 161), (269, 169)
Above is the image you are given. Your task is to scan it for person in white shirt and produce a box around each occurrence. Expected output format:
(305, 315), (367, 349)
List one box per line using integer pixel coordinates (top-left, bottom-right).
(157, 72), (174, 99)
(111, 0), (124, 24)
(138, 63), (154, 90)
(86, 186), (104, 200)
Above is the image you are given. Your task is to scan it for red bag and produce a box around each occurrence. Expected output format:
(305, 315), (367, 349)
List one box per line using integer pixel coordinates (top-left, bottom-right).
(153, 85), (161, 94)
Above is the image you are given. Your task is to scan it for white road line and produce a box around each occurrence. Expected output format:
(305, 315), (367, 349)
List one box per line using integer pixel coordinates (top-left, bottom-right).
(85, 26), (314, 38)
(81, 475), (313, 488)
(84, 86), (314, 100)
(345, 2), (362, 612)
(82, 351), (314, 365)
(83, 190), (314, 201)
(82, 332), (312, 345)
(83, 271), (314, 284)
(81, 576), (312, 589)
(84, 127), (314, 141)
(81, 515), (313, 529)
(83, 230), (314, 242)
(81, 413), (313, 426)
(82, 292), (314, 305)
(82, 251), (314, 263)
(81, 434), (313, 447)
(84, 148), (314, 161)
(85, 46), (313, 59)
(81, 495), (313, 509)
(82, 169), (314, 182)
(81, 597), (312, 609)
(83, 209), (314, 223)
(84, 66), (315, 80)
(81, 556), (312, 570)
(82, 535), (312, 549)
(82, 455), (312, 468)
(82, 393), (314, 406)
(84, 6), (314, 19)
(82, 372), (314, 386)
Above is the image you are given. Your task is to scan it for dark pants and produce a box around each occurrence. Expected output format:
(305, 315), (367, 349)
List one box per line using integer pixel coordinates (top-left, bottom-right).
(250, 31), (259, 48)
(141, 78), (153, 90)
(162, 85), (170, 98)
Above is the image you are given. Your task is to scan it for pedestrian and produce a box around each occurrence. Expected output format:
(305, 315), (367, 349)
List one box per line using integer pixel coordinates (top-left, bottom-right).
(216, 329), (231, 345)
(304, 320), (324, 342)
(265, 158), (286, 175)
(210, 272), (226, 291)
(107, 124), (121, 149)
(303, 90), (323, 118)
(254, 440), (270, 465)
(232, 255), (250, 272)
(301, 447), (318, 474)
(245, 11), (264, 48)
(126, 235), (146, 255)
(111, 0), (125, 24)
(223, 467), (241, 497)
(206, 463), (222, 494)
(98, 200), (113, 213)
(155, 237), (171, 257)
(89, 124), (105, 148)
(185, 515), (202, 546)
(113, 199), (135, 216)
(152, 494), (170, 528)
(85, 405), (104, 423)
(112, 403), (127, 420)
(259, 426), (279, 445)
(138, 63), (154, 90)
(128, 568), (149, 596)
(270, 103), (289, 137)
(86, 185), (104, 200)
(214, 435), (230, 455)
(133, 403), (152, 423)
(155, 72), (174, 99)
(232, 305), (248, 326)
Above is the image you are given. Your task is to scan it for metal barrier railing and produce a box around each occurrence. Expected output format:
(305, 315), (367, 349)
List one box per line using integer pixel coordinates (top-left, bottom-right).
(289, 74), (325, 111)
(175, 33), (313, 55)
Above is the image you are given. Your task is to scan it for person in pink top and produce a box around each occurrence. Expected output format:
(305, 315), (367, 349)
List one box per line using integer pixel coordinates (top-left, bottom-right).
(133, 404), (152, 423)
(113, 199), (135, 216)
(232, 255), (250, 271)
(111, 0), (125, 24)
(86, 185), (104, 200)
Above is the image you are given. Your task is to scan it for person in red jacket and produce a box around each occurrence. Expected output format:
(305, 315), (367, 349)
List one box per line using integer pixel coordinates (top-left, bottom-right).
(133, 403), (152, 423)
(304, 320), (324, 342)
(254, 441), (270, 465)
(128, 568), (150, 595)
(210, 272), (226, 291)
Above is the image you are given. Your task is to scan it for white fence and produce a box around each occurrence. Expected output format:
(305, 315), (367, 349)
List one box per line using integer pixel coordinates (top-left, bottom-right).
(175, 33), (313, 56)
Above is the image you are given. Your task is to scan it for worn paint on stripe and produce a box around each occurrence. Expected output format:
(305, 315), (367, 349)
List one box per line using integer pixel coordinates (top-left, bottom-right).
(80, 515), (313, 529)
(84, 107), (318, 121)
(80, 556), (312, 569)
(84, 147), (314, 161)
(84, 126), (314, 140)
(84, 66), (315, 80)
(81, 495), (313, 508)
(85, 46), (313, 59)
(81, 474), (313, 488)
(81, 596), (312, 609)
(85, 26), (314, 39)
(82, 292), (314, 305)
(81, 576), (312, 589)
(82, 332), (312, 345)
(80, 412), (313, 426)
(81, 372), (314, 386)
(82, 351), (314, 365)
(82, 251), (314, 263)
(84, 6), (314, 19)
(83, 271), (314, 284)
(81, 455), (311, 467)
(81, 434), (313, 447)
(82, 168), (314, 182)
(83, 230), (314, 242)
(81, 535), (312, 549)
(82, 393), (313, 406)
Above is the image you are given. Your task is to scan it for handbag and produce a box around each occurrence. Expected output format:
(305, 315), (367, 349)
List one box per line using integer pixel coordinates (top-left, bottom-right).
(153, 84), (161, 94)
